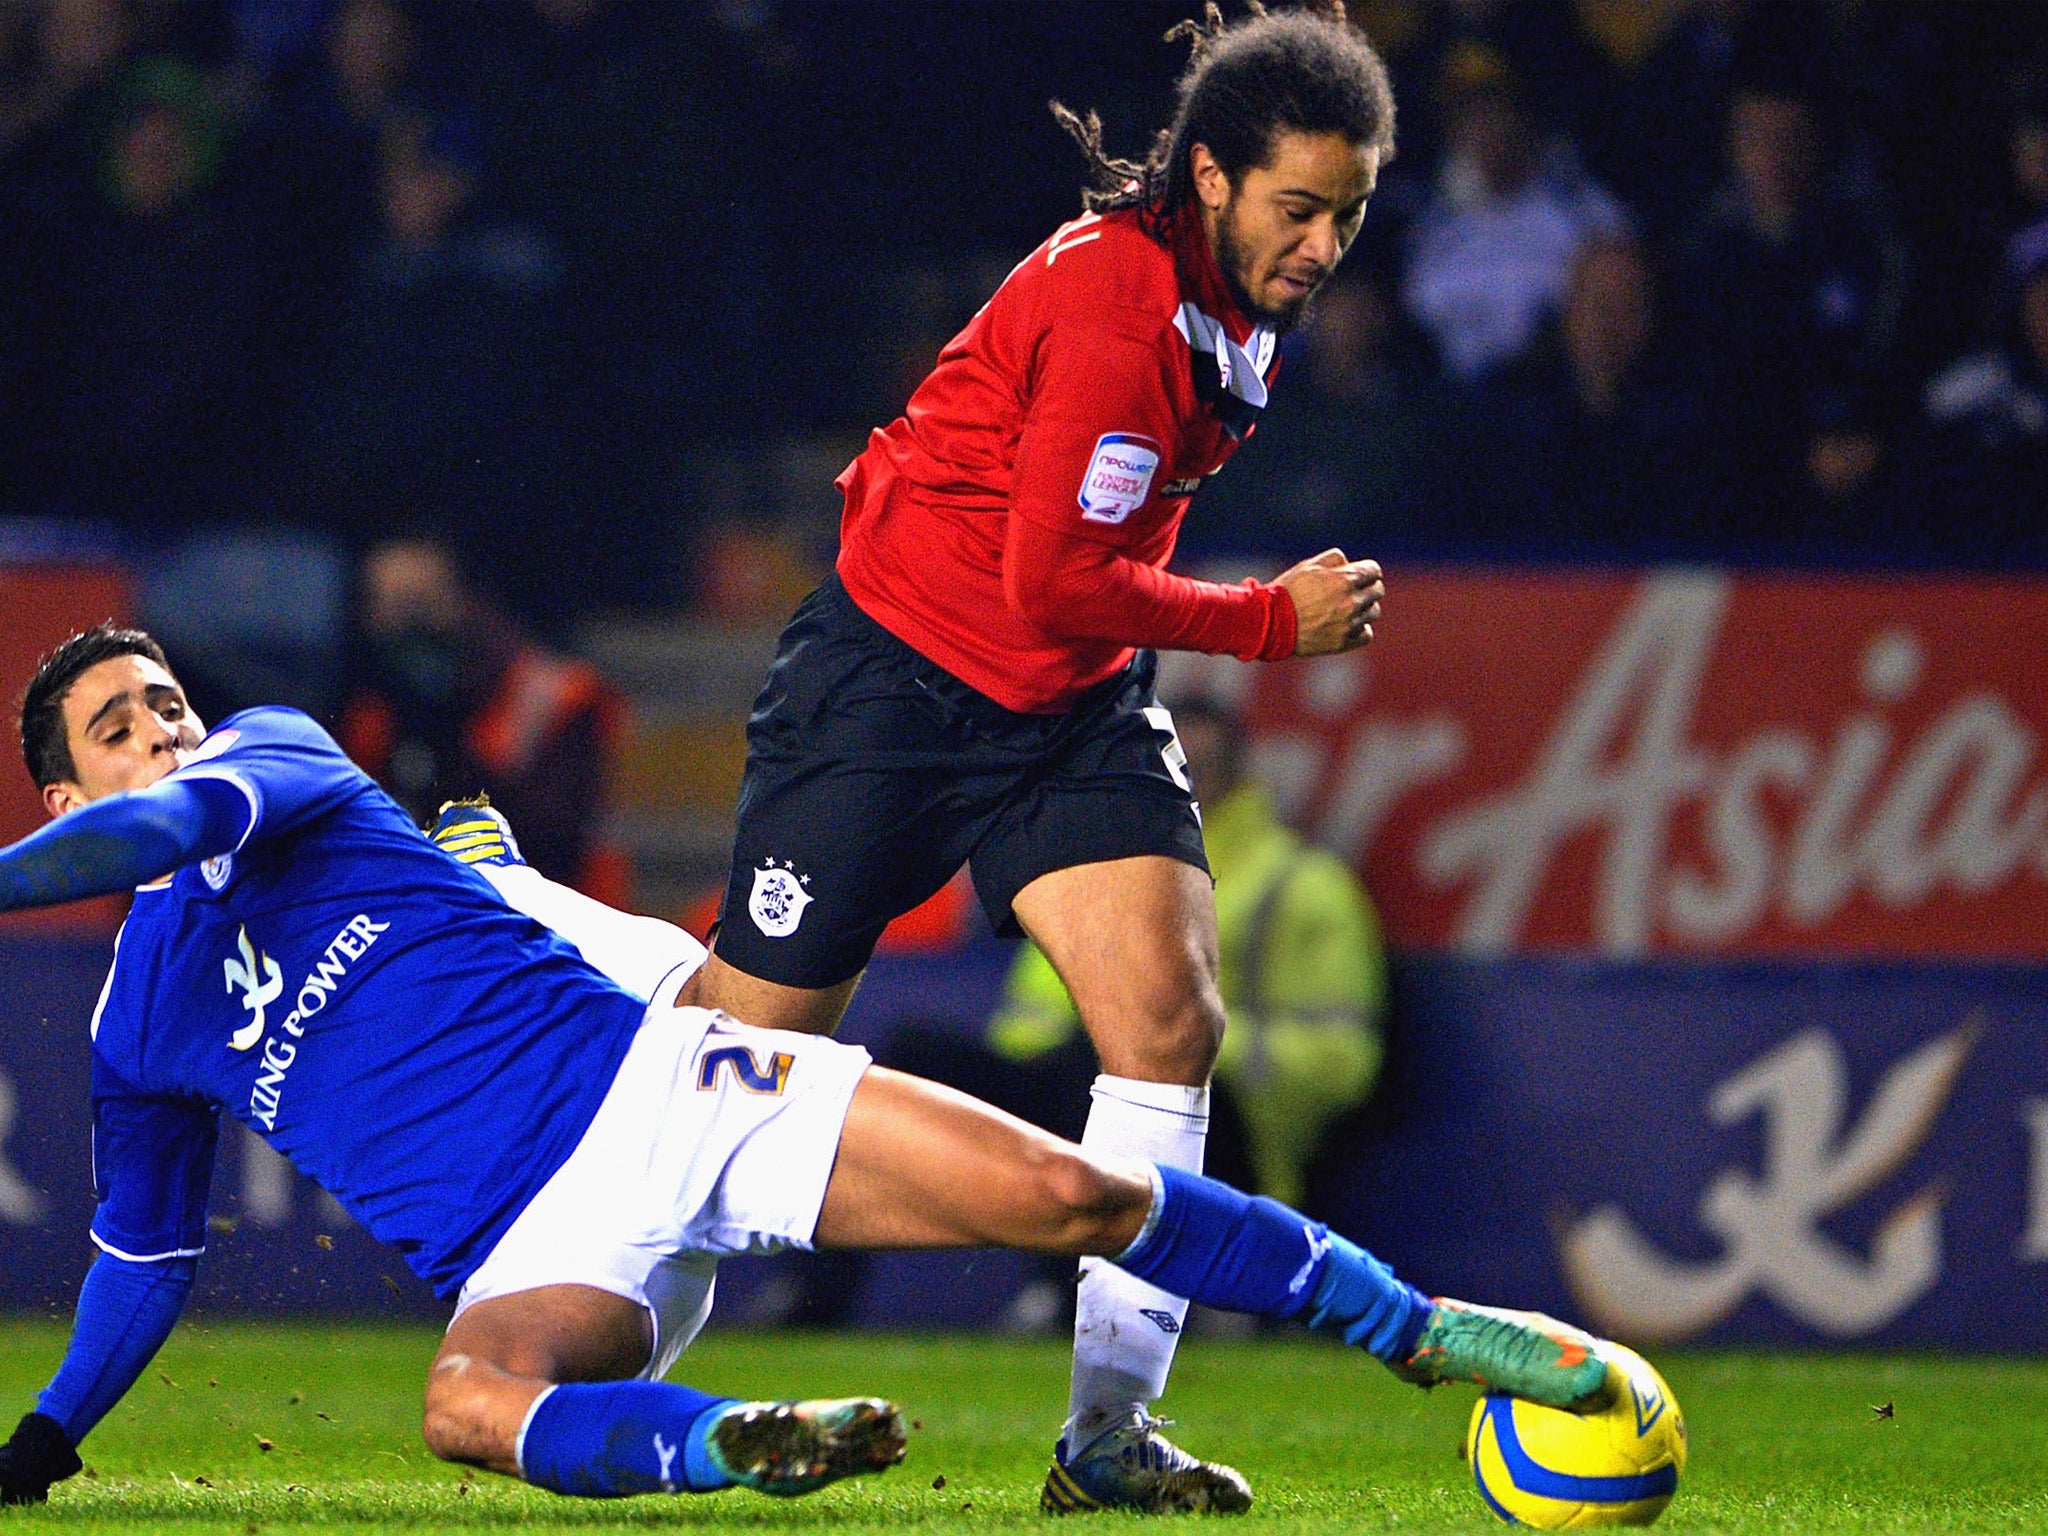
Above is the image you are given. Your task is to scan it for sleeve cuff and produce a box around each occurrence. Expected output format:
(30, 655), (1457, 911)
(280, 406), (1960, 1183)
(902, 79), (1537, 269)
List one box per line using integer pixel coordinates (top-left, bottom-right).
(1238, 580), (1297, 662)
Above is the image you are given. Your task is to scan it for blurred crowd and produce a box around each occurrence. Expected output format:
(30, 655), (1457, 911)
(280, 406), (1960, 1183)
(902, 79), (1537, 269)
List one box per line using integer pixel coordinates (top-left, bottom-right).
(1, 0), (781, 627)
(4, 0), (2048, 637)
(1192, 0), (2048, 568)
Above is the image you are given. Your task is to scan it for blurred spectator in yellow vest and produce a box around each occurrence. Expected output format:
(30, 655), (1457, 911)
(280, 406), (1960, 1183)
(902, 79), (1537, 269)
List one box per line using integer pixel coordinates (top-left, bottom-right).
(990, 695), (1386, 1208)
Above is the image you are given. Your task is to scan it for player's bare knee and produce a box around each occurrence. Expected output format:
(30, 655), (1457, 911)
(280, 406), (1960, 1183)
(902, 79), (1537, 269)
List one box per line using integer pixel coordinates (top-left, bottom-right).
(1105, 989), (1225, 1084)
(420, 1371), (483, 1464)
(420, 1352), (521, 1468)
(1169, 997), (1225, 1080)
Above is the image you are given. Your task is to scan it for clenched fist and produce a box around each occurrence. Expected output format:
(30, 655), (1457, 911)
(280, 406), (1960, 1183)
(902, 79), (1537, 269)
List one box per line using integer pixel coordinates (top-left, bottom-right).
(1272, 549), (1384, 656)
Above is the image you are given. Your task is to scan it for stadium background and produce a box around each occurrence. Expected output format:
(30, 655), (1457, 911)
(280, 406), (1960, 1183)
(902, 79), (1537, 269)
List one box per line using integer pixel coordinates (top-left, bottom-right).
(3, 0), (2047, 1354)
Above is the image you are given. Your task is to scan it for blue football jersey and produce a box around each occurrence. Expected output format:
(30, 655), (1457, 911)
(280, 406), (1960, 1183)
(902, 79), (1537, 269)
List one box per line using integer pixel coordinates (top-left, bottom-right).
(86, 707), (648, 1298)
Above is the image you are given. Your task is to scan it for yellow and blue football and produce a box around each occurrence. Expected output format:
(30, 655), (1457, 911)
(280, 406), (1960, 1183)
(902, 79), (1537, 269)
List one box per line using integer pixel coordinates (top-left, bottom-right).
(1467, 1343), (1686, 1529)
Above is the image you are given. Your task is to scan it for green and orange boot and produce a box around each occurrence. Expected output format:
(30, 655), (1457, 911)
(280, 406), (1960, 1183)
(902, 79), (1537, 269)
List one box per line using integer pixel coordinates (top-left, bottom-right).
(1393, 1300), (1616, 1410)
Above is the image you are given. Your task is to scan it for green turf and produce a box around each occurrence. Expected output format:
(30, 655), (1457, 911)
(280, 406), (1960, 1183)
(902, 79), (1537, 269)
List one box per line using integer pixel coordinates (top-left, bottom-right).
(1, 1320), (2044, 1533)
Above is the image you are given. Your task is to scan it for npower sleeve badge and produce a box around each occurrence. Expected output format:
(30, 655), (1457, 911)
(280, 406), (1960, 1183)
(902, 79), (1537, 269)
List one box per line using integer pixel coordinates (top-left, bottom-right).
(1078, 432), (1160, 525)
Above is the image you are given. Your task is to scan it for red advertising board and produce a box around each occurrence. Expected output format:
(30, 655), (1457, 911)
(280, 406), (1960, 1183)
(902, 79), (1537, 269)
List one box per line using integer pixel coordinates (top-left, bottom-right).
(1174, 569), (2048, 958)
(0, 564), (135, 932)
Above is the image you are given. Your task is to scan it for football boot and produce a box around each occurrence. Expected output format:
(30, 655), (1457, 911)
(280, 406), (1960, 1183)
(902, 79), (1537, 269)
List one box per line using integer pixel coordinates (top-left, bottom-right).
(1393, 1299), (1616, 1410)
(704, 1397), (907, 1497)
(1041, 1412), (1252, 1515)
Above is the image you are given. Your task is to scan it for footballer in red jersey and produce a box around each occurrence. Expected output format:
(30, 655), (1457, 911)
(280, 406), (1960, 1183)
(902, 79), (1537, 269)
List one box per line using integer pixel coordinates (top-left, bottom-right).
(696, 4), (1395, 1512)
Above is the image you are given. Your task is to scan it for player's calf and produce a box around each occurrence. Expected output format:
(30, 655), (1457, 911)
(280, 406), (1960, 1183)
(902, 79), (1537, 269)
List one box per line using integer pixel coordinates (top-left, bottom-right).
(424, 1295), (905, 1502)
(1110, 1166), (1613, 1412)
(428, 1368), (905, 1500)
(520, 1381), (904, 1498)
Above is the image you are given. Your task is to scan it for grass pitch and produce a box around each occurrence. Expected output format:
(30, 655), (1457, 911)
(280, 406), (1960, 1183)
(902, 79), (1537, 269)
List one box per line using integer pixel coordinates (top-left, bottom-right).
(1, 1320), (2044, 1534)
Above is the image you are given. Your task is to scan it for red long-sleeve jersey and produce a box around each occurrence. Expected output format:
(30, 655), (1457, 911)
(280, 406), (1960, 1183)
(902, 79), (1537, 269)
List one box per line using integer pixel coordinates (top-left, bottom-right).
(835, 204), (1298, 714)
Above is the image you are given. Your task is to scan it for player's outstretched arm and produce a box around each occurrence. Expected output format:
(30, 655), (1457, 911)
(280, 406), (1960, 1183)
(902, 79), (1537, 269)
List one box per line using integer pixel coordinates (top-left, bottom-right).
(0, 776), (251, 914)
(0, 1254), (196, 1502)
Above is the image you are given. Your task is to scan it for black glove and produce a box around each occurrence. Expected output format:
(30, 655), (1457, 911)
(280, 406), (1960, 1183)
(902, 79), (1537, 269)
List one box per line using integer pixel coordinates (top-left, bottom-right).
(0, 1412), (81, 1504)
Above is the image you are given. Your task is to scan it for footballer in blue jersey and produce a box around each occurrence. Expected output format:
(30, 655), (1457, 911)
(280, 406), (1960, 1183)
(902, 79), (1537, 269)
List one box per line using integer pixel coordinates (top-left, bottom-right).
(90, 704), (654, 1298)
(0, 625), (1620, 1512)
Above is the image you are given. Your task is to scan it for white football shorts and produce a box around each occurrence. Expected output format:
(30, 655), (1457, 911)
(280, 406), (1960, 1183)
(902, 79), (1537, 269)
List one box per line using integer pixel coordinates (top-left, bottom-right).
(452, 971), (870, 1380)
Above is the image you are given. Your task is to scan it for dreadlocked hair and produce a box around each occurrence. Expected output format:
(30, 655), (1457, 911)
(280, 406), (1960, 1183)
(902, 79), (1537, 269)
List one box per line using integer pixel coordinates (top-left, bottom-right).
(1051, 0), (1393, 240)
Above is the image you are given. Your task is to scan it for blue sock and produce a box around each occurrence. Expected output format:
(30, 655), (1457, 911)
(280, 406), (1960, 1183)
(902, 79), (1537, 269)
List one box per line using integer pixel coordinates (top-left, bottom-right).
(518, 1380), (741, 1496)
(1115, 1165), (1433, 1362)
(39, 1254), (197, 1443)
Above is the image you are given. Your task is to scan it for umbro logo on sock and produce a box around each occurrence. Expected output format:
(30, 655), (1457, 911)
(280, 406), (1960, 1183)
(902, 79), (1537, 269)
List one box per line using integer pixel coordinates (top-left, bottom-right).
(652, 1432), (679, 1492)
(1138, 1308), (1181, 1335)
(1288, 1226), (1332, 1297)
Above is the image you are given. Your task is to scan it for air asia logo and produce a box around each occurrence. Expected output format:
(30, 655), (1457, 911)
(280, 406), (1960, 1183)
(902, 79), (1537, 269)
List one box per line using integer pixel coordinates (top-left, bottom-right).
(224, 926), (284, 1051)
(1560, 1021), (1976, 1340)
(1078, 433), (1160, 525)
(1229, 570), (2048, 957)
(1138, 1307), (1182, 1335)
(748, 859), (812, 938)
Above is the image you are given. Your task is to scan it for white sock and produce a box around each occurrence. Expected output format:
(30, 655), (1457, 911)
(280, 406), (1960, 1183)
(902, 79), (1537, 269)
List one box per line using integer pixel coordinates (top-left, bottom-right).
(1064, 1074), (1209, 1452)
(480, 865), (706, 1003)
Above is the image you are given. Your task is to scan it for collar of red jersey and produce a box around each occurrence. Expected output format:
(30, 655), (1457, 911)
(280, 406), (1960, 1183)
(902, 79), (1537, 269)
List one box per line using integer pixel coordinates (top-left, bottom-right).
(1166, 206), (1278, 408)
(1174, 304), (1276, 411)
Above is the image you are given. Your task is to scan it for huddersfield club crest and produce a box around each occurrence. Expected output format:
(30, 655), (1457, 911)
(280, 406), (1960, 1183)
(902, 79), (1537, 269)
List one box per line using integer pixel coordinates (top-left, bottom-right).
(748, 859), (813, 938)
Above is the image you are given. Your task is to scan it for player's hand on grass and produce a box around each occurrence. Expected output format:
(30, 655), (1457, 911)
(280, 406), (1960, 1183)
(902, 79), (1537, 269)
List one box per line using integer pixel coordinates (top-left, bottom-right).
(1274, 548), (1383, 656)
(0, 1412), (81, 1504)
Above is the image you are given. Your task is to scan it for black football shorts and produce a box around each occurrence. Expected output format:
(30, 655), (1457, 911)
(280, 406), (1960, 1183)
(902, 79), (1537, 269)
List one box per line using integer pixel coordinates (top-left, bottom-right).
(713, 575), (1209, 989)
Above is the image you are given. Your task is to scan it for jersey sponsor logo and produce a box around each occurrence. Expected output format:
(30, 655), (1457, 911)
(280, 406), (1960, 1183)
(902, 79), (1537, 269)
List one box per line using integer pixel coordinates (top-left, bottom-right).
(698, 1044), (796, 1096)
(748, 859), (813, 937)
(1078, 433), (1160, 525)
(246, 913), (391, 1129)
(201, 853), (233, 890)
(225, 926), (284, 1051)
